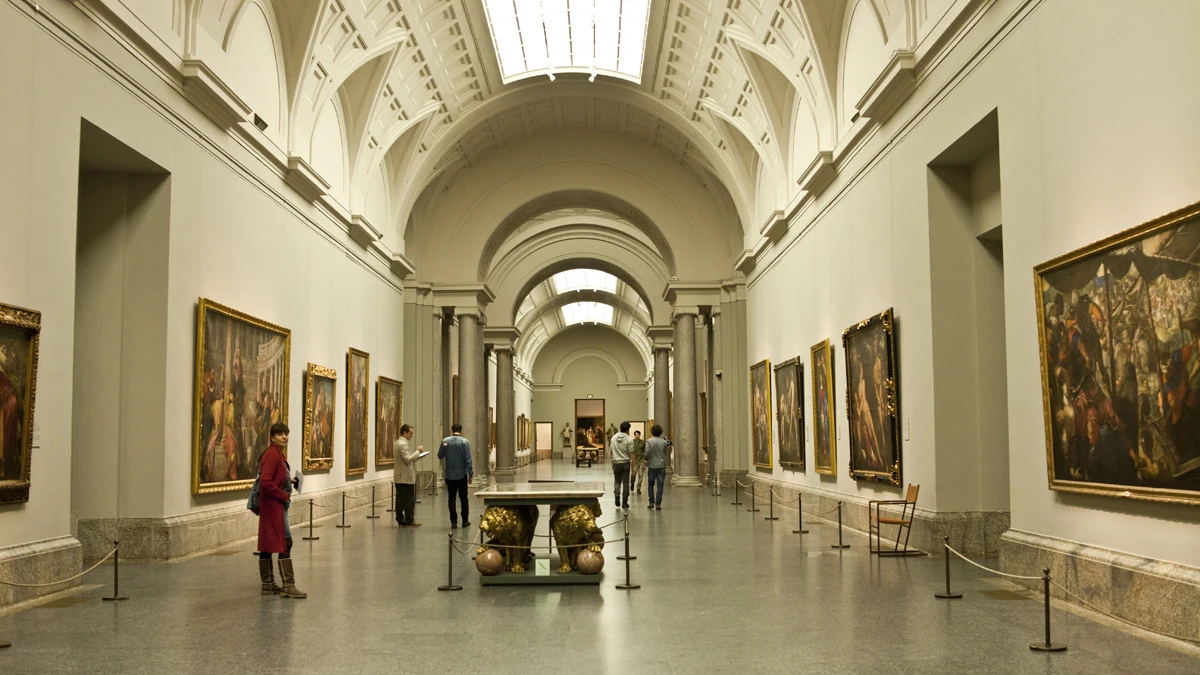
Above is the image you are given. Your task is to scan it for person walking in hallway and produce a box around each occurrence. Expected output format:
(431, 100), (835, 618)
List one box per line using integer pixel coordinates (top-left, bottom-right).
(255, 423), (306, 598)
(438, 423), (473, 528)
(645, 424), (669, 510)
(631, 430), (646, 495)
(394, 424), (422, 527)
(609, 421), (633, 509)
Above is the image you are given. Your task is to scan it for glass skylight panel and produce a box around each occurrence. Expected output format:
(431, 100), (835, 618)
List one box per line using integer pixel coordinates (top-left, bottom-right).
(482, 0), (652, 84)
(552, 269), (618, 294)
(561, 302), (613, 325)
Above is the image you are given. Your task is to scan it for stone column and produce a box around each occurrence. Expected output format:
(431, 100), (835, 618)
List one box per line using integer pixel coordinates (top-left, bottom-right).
(710, 308), (724, 485)
(478, 331), (490, 485)
(672, 308), (702, 486)
(494, 346), (515, 477)
(653, 346), (671, 437)
(455, 310), (482, 478)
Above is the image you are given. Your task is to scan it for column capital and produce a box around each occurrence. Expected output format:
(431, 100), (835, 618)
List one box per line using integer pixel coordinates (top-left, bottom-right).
(483, 326), (521, 351)
(433, 283), (496, 314)
(664, 280), (722, 308)
(672, 306), (701, 321)
(647, 324), (674, 350)
(720, 276), (747, 303)
(402, 280), (434, 305)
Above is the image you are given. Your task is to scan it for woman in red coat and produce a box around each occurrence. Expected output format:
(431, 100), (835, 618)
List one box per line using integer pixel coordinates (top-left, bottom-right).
(258, 422), (306, 598)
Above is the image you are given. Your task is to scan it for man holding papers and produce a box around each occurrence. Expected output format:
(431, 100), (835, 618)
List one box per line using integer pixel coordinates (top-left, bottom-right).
(394, 424), (426, 527)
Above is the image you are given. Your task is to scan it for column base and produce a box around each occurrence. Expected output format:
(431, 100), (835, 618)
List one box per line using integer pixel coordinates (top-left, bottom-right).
(671, 475), (703, 487)
(493, 467), (517, 477)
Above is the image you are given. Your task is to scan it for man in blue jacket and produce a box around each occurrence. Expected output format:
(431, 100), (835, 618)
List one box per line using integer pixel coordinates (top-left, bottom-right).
(438, 423), (473, 528)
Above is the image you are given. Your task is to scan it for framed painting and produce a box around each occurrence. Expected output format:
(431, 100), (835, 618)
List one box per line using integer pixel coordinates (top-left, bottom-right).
(0, 302), (40, 504)
(811, 339), (837, 476)
(192, 299), (290, 495)
(774, 357), (805, 471)
(302, 364), (336, 472)
(1036, 200), (1200, 505)
(346, 348), (370, 476)
(750, 359), (772, 469)
(843, 308), (900, 485)
(575, 398), (605, 460)
(376, 376), (402, 468)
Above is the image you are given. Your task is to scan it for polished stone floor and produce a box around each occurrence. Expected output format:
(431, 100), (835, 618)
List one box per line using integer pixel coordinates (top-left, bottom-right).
(2, 461), (1197, 674)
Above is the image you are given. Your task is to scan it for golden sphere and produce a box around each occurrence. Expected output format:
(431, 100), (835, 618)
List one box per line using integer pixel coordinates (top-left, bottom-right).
(575, 549), (604, 575)
(476, 548), (504, 576)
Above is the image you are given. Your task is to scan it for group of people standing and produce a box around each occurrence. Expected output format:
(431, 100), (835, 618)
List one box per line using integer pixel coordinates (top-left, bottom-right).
(607, 422), (669, 510)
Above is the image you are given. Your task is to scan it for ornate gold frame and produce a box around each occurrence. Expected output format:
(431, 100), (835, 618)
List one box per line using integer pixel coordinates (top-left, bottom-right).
(750, 358), (773, 470)
(810, 339), (837, 476)
(191, 299), (291, 495)
(774, 356), (805, 471)
(0, 302), (40, 504)
(1034, 199), (1200, 505)
(842, 308), (900, 485)
(375, 375), (402, 468)
(302, 363), (336, 472)
(345, 347), (370, 477)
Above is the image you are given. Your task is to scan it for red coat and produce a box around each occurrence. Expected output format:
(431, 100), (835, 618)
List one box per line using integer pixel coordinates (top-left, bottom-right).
(256, 445), (290, 553)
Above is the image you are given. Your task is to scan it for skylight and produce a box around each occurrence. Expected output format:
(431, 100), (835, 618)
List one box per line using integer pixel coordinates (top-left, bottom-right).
(482, 0), (651, 84)
(561, 302), (613, 325)
(552, 269), (618, 294)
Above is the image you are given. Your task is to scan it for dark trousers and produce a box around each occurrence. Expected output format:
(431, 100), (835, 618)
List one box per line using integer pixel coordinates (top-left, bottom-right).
(612, 462), (631, 507)
(395, 483), (416, 524)
(445, 477), (469, 525)
(648, 467), (666, 505)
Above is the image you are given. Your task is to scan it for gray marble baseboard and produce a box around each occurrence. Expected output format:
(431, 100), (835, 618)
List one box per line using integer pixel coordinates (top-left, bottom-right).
(1000, 529), (1200, 642)
(0, 536), (83, 609)
(76, 478), (395, 562)
(744, 475), (1009, 556)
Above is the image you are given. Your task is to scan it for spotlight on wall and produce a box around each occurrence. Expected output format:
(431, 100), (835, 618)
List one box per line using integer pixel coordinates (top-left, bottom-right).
(253, 114), (269, 132)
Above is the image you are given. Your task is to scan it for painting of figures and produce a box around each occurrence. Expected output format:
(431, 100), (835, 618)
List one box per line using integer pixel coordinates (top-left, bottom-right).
(0, 303), (40, 504)
(302, 364), (336, 472)
(750, 359), (772, 469)
(346, 348), (370, 476)
(775, 358), (805, 471)
(376, 376), (402, 468)
(1036, 202), (1200, 504)
(192, 299), (290, 495)
(811, 340), (837, 476)
(843, 309), (900, 485)
(575, 398), (605, 461)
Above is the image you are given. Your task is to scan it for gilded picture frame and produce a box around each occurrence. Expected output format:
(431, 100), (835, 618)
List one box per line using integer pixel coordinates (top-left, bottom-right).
(375, 376), (402, 469)
(302, 363), (336, 472)
(774, 357), (805, 471)
(191, 299), (291, 495)
(345, 348), (370, 476)
(810, 339), (837, 476)
(750, 359), (773, 469)
(843, 308), (901, 485)
(1035, 200), (1200, 505)
(0, 302), (40, 504)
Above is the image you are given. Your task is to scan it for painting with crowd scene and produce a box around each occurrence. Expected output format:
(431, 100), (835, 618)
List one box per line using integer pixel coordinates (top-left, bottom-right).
(750, 359), (772, 469)
(843, 309), (901, 485)
(774, 357), (805, 471)
(0, 302), (40, 504)
(575, 398), (605, 461)
(192, 299), (290, 495)
(810, 339), (837, 476)
(1036, 201), (1200, 505)
(346, 348), (370, 476)
(376, 376), (402, 468)
(302, 363), (336, 472)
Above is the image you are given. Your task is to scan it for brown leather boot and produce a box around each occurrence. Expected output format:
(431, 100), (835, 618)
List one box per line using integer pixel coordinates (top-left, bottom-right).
(278, 558), (307, 599)
(259, 558), (282, 595)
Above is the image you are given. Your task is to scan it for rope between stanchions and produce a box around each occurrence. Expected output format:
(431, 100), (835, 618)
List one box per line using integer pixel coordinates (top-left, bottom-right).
(306, 501), (333, 508)
(1048, 580), (1200, 644)
(735, 479), (754, 488)
(944, 544), (1042, 581)
(811, 504), (842, 515)
(0, 546), (118, 587)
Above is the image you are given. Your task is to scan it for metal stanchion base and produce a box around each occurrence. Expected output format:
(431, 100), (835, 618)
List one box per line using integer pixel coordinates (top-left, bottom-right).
(366, 515), (381, 519)
(302, 535), (320, 541)
(934, 591), (963, 599)
(0, 640), (11, 648)
(729, 500), (743, 505)
(615, 582), (641, 590)
(830, 544), (850, 549)
(793, 528), (809, 534)
(335, 524), (352, 529)
(1029, 643), (1067, 653)
(437, 584), (463, 592)
(386, 509), (396, 513)
(764, 515), (778, 521)
(617, 554), (637, 561)
(101, 596), (129, 602)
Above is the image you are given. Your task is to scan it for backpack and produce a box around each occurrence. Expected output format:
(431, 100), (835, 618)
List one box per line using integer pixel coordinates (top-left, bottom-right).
(246, 471), (261, 515)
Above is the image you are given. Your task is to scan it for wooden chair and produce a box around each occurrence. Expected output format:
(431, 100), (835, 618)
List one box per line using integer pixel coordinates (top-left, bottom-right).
(869, 484), (923, 556)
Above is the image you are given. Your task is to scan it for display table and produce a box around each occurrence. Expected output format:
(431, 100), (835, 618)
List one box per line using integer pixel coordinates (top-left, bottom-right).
(473, 481), (607, 586)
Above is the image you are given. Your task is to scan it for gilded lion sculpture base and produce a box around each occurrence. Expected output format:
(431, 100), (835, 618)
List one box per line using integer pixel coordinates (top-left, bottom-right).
(478, 505), (538, 573)
(550, 502), (605, 574)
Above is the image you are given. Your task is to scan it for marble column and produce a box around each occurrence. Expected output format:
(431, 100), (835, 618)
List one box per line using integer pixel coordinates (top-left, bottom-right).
(710, 308), (724, 484)
(455, 310), (481, 477)
(478, 332), (490, 484)
(494, 346), (515, 476)
(653, 346), (671, 438)
(672, 309), (702, 486)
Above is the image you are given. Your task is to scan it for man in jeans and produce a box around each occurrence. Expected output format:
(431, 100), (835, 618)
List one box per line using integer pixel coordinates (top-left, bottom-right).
(644, 424), (669, 510)
(609, 421), (633, 510)
(437, 423), (473, 528)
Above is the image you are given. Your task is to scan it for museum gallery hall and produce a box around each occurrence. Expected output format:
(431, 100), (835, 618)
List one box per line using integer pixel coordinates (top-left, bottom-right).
(1, 0), (1199, 672)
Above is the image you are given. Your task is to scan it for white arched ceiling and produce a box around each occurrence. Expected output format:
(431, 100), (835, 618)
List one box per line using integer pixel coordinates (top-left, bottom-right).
(363, 162), (390, 232)
(514, 280), (653, 374)
(310, 97), (349, 204)
(223, 2), (284, 141)
(530, 326), (649, 386)
(839, 0), (892, 128)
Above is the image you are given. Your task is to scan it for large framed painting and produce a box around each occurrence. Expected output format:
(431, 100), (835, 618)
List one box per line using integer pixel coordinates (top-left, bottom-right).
(811, 339), (837, 476)
(302, 363), (336, 472)
(774, 357), (805, 471)
(346, 348), (370, 476)
(376, 376), (401, 468)
(843, 309), (900, 485)
(750, 359), (772, 469)
(0, 302), (40, 504)
(192, 299), (290, 495)
(575, 398), (605, 460)
(1036, 201), (1200, 505)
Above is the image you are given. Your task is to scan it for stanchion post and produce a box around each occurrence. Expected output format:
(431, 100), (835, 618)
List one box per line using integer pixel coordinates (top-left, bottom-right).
(615, 525), (640, 590)
(617, 512), (637, 561)
(302, 499), (319, 541)
(730, 479), (742, 506)
(335, 492), (351, 529)
(437, 532), (463, 592)
(765, 489), (779, 521)
(367, 486), (380, 519)
(830, 502), (850, 549)
(1030, 568), (1067, 652)
(0, 640), (10, 649)
(792, 494), (809, 534)
(747, 482), (761, 512)
(387, 483), (396, 513)
(934, 537), (962, 599)
(101, 541), (129, 602)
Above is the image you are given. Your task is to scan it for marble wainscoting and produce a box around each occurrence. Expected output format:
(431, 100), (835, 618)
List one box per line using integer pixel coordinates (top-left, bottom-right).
(743, 474), (1010, 556)
(76, 478), (396, 562)
(1000, 529), (1200, 642)
(0, 536), (83, 609)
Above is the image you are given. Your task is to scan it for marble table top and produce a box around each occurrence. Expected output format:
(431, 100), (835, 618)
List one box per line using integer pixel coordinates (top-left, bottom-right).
(475, 481), (606, 500)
